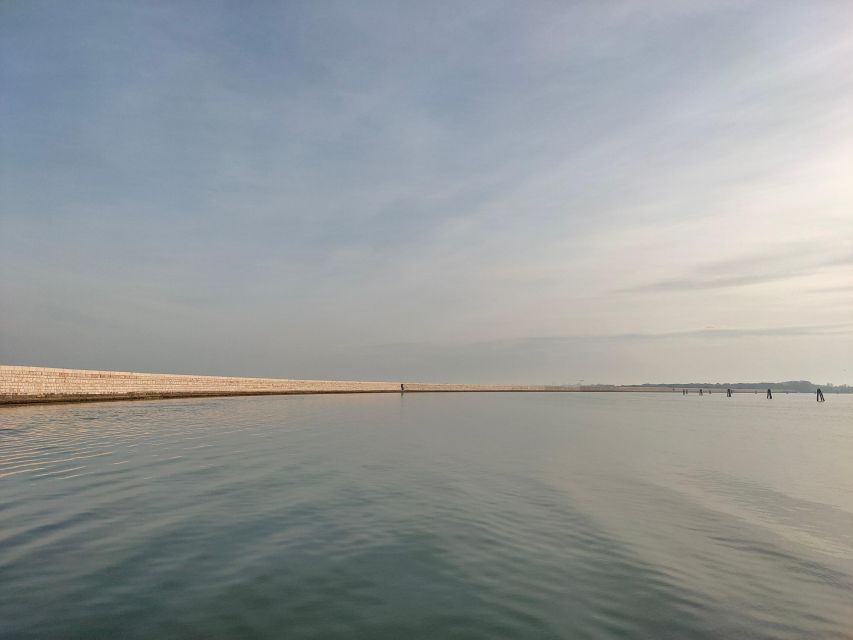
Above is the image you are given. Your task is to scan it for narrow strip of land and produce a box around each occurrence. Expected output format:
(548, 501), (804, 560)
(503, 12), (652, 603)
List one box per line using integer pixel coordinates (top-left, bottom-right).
(0, 365), (678, 406)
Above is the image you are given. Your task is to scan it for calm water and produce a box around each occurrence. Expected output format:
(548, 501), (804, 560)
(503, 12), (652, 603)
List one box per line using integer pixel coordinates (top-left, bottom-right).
(1, 392), (851, 639)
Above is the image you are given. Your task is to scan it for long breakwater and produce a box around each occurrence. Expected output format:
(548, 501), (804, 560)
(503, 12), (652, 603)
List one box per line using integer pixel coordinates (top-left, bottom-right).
(0, 365), (675, 406)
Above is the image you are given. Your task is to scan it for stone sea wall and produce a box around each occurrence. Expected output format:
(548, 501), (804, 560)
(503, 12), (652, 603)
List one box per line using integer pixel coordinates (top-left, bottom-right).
(0, 365), (401, 405)
(0, 365), (671, 405)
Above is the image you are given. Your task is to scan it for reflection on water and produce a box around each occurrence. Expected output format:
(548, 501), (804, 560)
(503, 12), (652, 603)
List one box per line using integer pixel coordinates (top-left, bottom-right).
(1, 393), (852, 639)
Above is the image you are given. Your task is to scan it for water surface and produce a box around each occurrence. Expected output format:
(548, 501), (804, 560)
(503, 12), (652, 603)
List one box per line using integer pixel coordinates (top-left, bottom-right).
(1, 392), (851, 639)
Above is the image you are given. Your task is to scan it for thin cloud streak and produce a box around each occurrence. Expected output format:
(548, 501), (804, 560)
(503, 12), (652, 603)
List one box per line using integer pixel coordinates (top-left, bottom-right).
(376, 324), (853, 351)
(622, 247), (853, 293)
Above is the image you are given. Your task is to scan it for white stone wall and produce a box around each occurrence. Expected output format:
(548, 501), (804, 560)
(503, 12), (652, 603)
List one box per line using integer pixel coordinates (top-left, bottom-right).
(0, 365), (399, 403)
(0, 365), (670, 405)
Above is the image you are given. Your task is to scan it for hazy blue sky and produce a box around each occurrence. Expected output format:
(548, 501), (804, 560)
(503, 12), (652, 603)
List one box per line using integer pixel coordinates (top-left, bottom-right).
(2, 1), (851, 384)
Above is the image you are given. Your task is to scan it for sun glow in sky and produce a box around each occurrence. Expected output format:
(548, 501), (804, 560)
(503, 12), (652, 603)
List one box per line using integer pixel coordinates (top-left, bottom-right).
(1, 1), (851, 384)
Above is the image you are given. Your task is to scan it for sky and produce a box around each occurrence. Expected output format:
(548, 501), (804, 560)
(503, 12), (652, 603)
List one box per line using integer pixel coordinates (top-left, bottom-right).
(1, 1), (851, 385)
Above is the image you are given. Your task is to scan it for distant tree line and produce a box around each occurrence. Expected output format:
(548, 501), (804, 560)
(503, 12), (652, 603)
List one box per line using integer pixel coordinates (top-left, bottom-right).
(635, 381), (852, 393)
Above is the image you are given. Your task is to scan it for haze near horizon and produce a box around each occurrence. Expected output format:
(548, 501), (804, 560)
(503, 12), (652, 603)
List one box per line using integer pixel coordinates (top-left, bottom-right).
(1, 1), (851, 384)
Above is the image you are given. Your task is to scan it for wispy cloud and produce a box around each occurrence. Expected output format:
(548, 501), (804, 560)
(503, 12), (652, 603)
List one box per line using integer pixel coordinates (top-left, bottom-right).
(608, 325), (853, 339)
(376, 324), (853, 351)
(622, 245), (852, 292)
